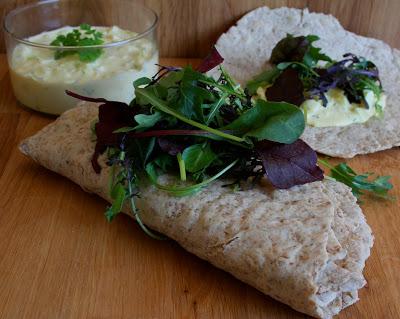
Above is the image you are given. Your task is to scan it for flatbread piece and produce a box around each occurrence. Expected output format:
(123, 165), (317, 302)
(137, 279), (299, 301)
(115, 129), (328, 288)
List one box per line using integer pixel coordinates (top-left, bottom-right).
(19, 103), (373, 318)
(215, 7), (400, 158)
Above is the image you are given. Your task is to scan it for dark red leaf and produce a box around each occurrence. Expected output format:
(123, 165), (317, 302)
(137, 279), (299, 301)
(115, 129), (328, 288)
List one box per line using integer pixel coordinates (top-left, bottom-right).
(265, 68), (305, 106)
(256, 139), (324, 189)
(196, 47), (224, 73)
(270, 36), (309, 64)
(67, 90), (135, 173)
(91, 101), (135, 173)
(92, 143), (106, 174)
(66, 90), (108, 103)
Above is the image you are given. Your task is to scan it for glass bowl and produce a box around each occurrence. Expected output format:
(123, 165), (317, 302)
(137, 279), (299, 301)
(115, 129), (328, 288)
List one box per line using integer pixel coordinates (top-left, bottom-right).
(3, 0), (158, 115)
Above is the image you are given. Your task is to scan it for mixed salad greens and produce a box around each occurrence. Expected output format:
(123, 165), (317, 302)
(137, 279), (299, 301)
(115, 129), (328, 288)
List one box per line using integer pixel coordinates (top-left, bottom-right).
(247, 34), (383, 113)
(68, 45), (393, 238)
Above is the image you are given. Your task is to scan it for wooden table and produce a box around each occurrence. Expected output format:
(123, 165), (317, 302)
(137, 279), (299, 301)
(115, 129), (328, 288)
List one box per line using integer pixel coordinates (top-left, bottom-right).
(0, 56), (399, 319)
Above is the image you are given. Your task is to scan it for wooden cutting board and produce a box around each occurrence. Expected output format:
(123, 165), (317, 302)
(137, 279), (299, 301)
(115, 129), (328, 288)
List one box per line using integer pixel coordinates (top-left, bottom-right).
(0, 56), (399, 319)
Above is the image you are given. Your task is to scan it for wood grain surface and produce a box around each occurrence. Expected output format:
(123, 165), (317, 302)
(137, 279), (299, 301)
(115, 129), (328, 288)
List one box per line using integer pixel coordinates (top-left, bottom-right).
(0, 55), (399, 318)
(1, 0), (400, 57)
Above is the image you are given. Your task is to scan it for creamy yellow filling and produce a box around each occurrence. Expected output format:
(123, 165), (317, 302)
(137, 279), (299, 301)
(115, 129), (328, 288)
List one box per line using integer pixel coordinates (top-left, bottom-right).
(301, 89), (385, 127)
(255, 87), (385, 127)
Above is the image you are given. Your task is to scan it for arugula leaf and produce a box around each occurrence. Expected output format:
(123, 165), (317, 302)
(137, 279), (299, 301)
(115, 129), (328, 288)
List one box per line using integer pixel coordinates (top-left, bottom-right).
(50, 24), (104, 62)
(176, 67), (215, 120)
(158, 69), (184, 88)
(224, 99), (305, 144)
(182, 143), (217, 173)
(302, 35), (332, 67)
(319, 159), (393, 200)
(135, 86), (245, 143)
(205, 92), (228, 125)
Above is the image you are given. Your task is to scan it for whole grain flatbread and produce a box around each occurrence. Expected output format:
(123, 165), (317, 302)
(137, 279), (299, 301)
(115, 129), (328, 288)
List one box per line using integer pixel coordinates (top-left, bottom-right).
(215, 7), (400, 158)
(19, 103), (373, 318)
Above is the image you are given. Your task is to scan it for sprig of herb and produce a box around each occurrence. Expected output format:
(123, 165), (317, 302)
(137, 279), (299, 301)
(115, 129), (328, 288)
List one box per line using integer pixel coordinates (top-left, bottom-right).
(50, 24), (104, 62)
(318, 159), (393, 200)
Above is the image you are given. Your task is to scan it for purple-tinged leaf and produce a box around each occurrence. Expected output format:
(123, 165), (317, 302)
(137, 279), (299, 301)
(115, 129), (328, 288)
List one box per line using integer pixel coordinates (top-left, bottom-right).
(155, 64), (181, 72)
(265, 68), (305, 106)
(256, 139), (324, 189)
(66, 90), (108, 103)
(270, 34), (331, 67)
(196, 47), (224, 73)
(270, 35), (309, 64)
(92, 101), (135, 173)
(309, 53), (381, 106)
(67, 91), (137, 173)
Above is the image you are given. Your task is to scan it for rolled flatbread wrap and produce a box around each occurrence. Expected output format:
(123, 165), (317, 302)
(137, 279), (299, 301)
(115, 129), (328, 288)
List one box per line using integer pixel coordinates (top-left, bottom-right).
(19, 103), (373, 318)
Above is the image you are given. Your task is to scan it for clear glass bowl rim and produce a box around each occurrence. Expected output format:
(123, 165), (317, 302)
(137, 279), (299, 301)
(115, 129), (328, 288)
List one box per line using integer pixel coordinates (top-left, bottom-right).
(3, 0), (159, 50)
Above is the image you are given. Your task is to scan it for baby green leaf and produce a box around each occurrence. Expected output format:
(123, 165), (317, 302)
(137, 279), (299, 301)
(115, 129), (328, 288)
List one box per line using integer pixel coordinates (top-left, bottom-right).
(182, 143), (217, 173)
(246, 67), (281, 95)
(134, 112), (163, 130)
(134, 77), (152, 88)
(223, 99), (305, 144)
(105, 182), (127, 222)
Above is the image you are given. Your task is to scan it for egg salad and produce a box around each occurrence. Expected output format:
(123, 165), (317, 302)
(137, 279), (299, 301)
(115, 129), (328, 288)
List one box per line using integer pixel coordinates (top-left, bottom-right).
(10, 25), (158, 115)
